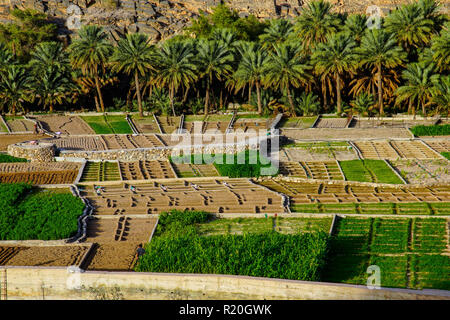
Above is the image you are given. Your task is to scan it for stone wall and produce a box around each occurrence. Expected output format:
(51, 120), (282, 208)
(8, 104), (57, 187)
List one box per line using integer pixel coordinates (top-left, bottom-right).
(1, 267), (449, 300)
(7, 142), (56, 162)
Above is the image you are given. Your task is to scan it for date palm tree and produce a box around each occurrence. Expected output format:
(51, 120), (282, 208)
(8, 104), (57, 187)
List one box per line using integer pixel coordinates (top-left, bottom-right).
(233, 43), (268, 115)
(395, 62), (437, 117)
(430, 74), (449, 116)
(384, 3), (434, 50)
(295, 92), (320, 116)
(312, 33), (357, 114)
(155, 40), (198, 117)
(0, 43), (14, 75)
(31, 66), (75, 113)
(342, 14), (368, 43)
(356, 29), (407, 115)
(431, 23), (450, 72)
(110, 33), (156, 117)
(29, 41), (70, 73)
(293, 0), (341, 49)
(196, 40), (234, 115)
(0, 65), (30, 115)
(259, 19), (294, 50)
(262, 43), (312, 115)
(350, 92), (375, 118)
(69, 25), (113, 113)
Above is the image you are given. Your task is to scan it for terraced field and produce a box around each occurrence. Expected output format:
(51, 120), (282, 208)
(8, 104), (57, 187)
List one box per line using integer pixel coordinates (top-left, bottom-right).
(0, 245), (90, 267)
(314, 118), (350, 128)
(4, 116), (35, 132)
(119, 160), (177, 180)
(0, 162), (81, 184)
(80, 161), (121, 182)
(31, 115), (95, 135)
(258, 179), (450, 204)
(354, 140), (441, 160)
(171, 162), (220, 178)
(156, 116), (180, 134)
(323, 217), (450, 290)
(81, 179), (285, 215)
(81, 115), (132, 134)
(279, 161), (344, 180)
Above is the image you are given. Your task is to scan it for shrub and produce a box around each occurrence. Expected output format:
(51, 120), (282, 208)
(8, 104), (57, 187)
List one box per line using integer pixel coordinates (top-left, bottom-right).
(410, 124), (450, 136)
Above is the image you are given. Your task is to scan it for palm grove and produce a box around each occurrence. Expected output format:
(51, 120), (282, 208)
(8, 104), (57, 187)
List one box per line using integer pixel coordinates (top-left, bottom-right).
(0, 0), (448, 118)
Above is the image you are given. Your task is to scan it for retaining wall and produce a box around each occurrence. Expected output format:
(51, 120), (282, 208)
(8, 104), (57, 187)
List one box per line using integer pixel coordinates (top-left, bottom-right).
(1, 267), (449, 300)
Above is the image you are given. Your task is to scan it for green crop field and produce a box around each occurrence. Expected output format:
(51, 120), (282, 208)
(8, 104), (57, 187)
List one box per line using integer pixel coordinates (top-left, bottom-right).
(291, 202), (450, 215)
(324, 217), (450, 290)
(81, 115), (132, 134)
(0, 153), (27, 163)
(136, 210), (329, 281)
(80, 161), (121, 182)
(339, 160), (404, 184)
(410, 124), (450, 136)
(0, 183), (84, 240)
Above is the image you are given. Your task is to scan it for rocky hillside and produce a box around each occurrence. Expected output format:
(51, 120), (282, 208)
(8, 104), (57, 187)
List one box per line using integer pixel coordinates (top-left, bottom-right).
(0, 0), (449, 41)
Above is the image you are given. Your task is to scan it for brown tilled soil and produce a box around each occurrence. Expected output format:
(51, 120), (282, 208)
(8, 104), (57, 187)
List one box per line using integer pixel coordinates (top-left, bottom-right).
(0, 134), (46, 151)
(0, 245), (88, 266)
(31, 115), (95, 135)
(0, 170), (79, 184)
(281, 128), (412, 140)
(119, 160), (176, 180)
(280, 148), (358, 161)
(83, 217), (157, 271)
(6, 119), (36, 132)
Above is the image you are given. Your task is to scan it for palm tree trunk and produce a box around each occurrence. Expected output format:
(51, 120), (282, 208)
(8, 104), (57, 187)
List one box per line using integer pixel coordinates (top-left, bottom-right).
(182, 86), (190, 104)
(421, 99), (426, 119)
(248, 84), (252, 104)
(321, 79), (327, 111)
(135, 71), (143, 117)
(94, 95), (101, 112)
(95, 74), (105, 113)
(49, 104), (54, 113)
(377, 63), (383, 116)
(256, 81), (262, 115)
(126, 88), (133, 112)
(336, 73), (342, 114)
(170, 81), (176, 117)
(204, 76), (211, 115)
(286, 86), (295, 115)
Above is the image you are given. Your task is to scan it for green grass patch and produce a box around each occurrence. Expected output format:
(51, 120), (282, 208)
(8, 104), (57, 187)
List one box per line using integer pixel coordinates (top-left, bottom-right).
(0, 183), (84, 240)
(171, 150), (278, 177)
(81, 115), (132, 134)
(369, 255), (408, 288)
(410, 124), (450, 136)
(136, 210), (330, 281)
(0, 153), (27, 163)
(411, 255), (450, 290)
(441, 152), (450, 160)
(339, 160), (403, 184)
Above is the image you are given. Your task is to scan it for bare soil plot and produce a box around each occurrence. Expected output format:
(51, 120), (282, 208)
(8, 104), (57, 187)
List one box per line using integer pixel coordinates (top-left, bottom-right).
(0, 134), (46, 151)
(350, 119), (436, 128)
(86, 216), (157, 243)
(353, 141), (400, 159)
(30, 115), (95, 135)
(314, 118), (349, 128)
(0, 245), (89, 266)
(258, 180), (450, 204)
(279, 117), (316, 129)
(0, 162), (80, 184)
(391, 159), (450, 184)
(423, 140), (450, 153)
(202, 121), (230, 133)
(390, 141), (440, 159)
(6, 117), (35, 132)
(156, 116), (180, 134)
(82, 243), (139, 271)
(81, 179), (285, 215)
(281, 128), (412, 140)
(102, 134), (164, 150)
(119, 160), (176, 180)
(171, 162), (220, 178)
(43, 136), (108, 151)
(280, 147), (358, 161)
(233, 118), (269, 131)
(133, 116), (160, 134)
(279, 161), (344, 180)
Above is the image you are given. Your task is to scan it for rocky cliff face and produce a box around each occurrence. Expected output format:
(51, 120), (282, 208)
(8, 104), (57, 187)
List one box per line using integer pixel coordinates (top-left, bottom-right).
(1, 0), (449, 42)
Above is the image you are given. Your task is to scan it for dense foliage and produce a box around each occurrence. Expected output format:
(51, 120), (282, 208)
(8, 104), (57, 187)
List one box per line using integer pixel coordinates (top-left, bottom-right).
(136, 210), (330, 281)
(0, 0), (448, 117)
(410, 124), (450, 136)
(0, 183), (84, 240)
(0, 153), (27, 163)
